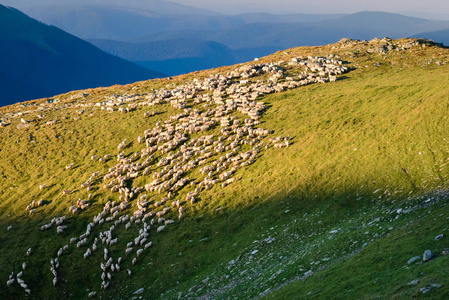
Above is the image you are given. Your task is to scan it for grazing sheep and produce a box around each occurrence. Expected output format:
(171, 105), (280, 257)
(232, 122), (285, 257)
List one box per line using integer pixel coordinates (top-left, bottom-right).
(136, 249), (144, 257)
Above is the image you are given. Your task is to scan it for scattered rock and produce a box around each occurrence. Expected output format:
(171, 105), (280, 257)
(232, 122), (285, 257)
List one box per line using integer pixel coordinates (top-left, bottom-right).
(251, 250), (259, 255)
(423, 250), (434, 262)
(407, 279), (419, 286)
(407, 256), (421, 265)
(420, 284), (442, 294)
(133, 288), (144, 295)
(435, 234), (444, 241)
(17, 123), (30, 130)
(304, 270), (313, 277)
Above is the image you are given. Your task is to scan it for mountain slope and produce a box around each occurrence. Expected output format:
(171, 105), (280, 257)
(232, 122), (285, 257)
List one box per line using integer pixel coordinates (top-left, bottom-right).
(20, 5), (346, 41)
(1, 38), (449, 299)
(411, 28), (449, 46)
(89, 39), (239, 75)
(20, 5), (239, 40)
(0, 5), (164, 106)
(133, 11), (449, 49)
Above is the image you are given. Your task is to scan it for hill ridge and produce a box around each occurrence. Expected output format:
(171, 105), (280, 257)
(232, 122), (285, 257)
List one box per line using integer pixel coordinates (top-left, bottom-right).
(0, 4), (165, 107)
(1, 38), (449, 299)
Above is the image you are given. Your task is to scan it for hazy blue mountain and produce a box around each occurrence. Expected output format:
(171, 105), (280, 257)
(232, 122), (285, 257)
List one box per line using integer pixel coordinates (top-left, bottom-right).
(87, 11), (449, 76)
(21, 5), (229, 40)
(0, 5), (165, 106)
(1, 0), (217, 16)
(411, 29), (449, 46)
(89, 39), (239, 76)
(133, 12), (449, 49)
(235, 12), (346, 23)
(21, 5), (348, 41)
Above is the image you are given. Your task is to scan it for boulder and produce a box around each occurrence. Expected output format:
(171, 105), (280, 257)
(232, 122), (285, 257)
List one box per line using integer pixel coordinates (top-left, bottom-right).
(423, 250), (433, 262)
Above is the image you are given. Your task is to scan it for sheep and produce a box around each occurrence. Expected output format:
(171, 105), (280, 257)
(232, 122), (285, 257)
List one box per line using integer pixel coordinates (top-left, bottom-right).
(53, 277), (57, 286)
(84, 248), (91, 259)
(165, 219), (175, 225)
(127, 269), (132, 276)
(136, 249), (144, 257)
(88, 291), (97, 298)
(157, 225), (165, 233)
(101, 281), (109, 290)
(22, 262), (26, 270)
(132, 258), (137, 265)
(26, 248), (31, 256)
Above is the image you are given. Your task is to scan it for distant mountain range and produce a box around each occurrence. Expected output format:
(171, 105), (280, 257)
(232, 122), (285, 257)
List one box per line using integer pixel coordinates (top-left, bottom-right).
(2, 2), (449, 103)
(0, 4), (165, 106)
(18, 5), (449, 76)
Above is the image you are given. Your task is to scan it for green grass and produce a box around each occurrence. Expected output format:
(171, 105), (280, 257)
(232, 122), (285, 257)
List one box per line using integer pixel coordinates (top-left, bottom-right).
(1, 38), (449, 299)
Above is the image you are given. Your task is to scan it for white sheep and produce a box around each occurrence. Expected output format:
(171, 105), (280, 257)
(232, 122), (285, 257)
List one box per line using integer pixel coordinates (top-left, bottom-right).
(136, 249), (144, 257)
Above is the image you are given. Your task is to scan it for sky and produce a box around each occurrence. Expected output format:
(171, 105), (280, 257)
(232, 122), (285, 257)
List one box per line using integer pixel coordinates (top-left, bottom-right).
(2, 0), (449, 18)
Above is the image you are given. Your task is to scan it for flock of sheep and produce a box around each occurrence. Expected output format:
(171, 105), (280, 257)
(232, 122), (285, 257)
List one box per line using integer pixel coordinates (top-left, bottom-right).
(4, 56), (348, 297)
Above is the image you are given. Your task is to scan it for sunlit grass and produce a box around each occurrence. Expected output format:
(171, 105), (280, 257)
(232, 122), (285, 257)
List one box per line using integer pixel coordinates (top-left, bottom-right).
(1, 39), (449, 299)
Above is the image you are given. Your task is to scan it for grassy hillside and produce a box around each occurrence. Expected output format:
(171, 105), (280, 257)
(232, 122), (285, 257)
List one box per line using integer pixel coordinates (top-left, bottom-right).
(1, 38), (449, 299)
